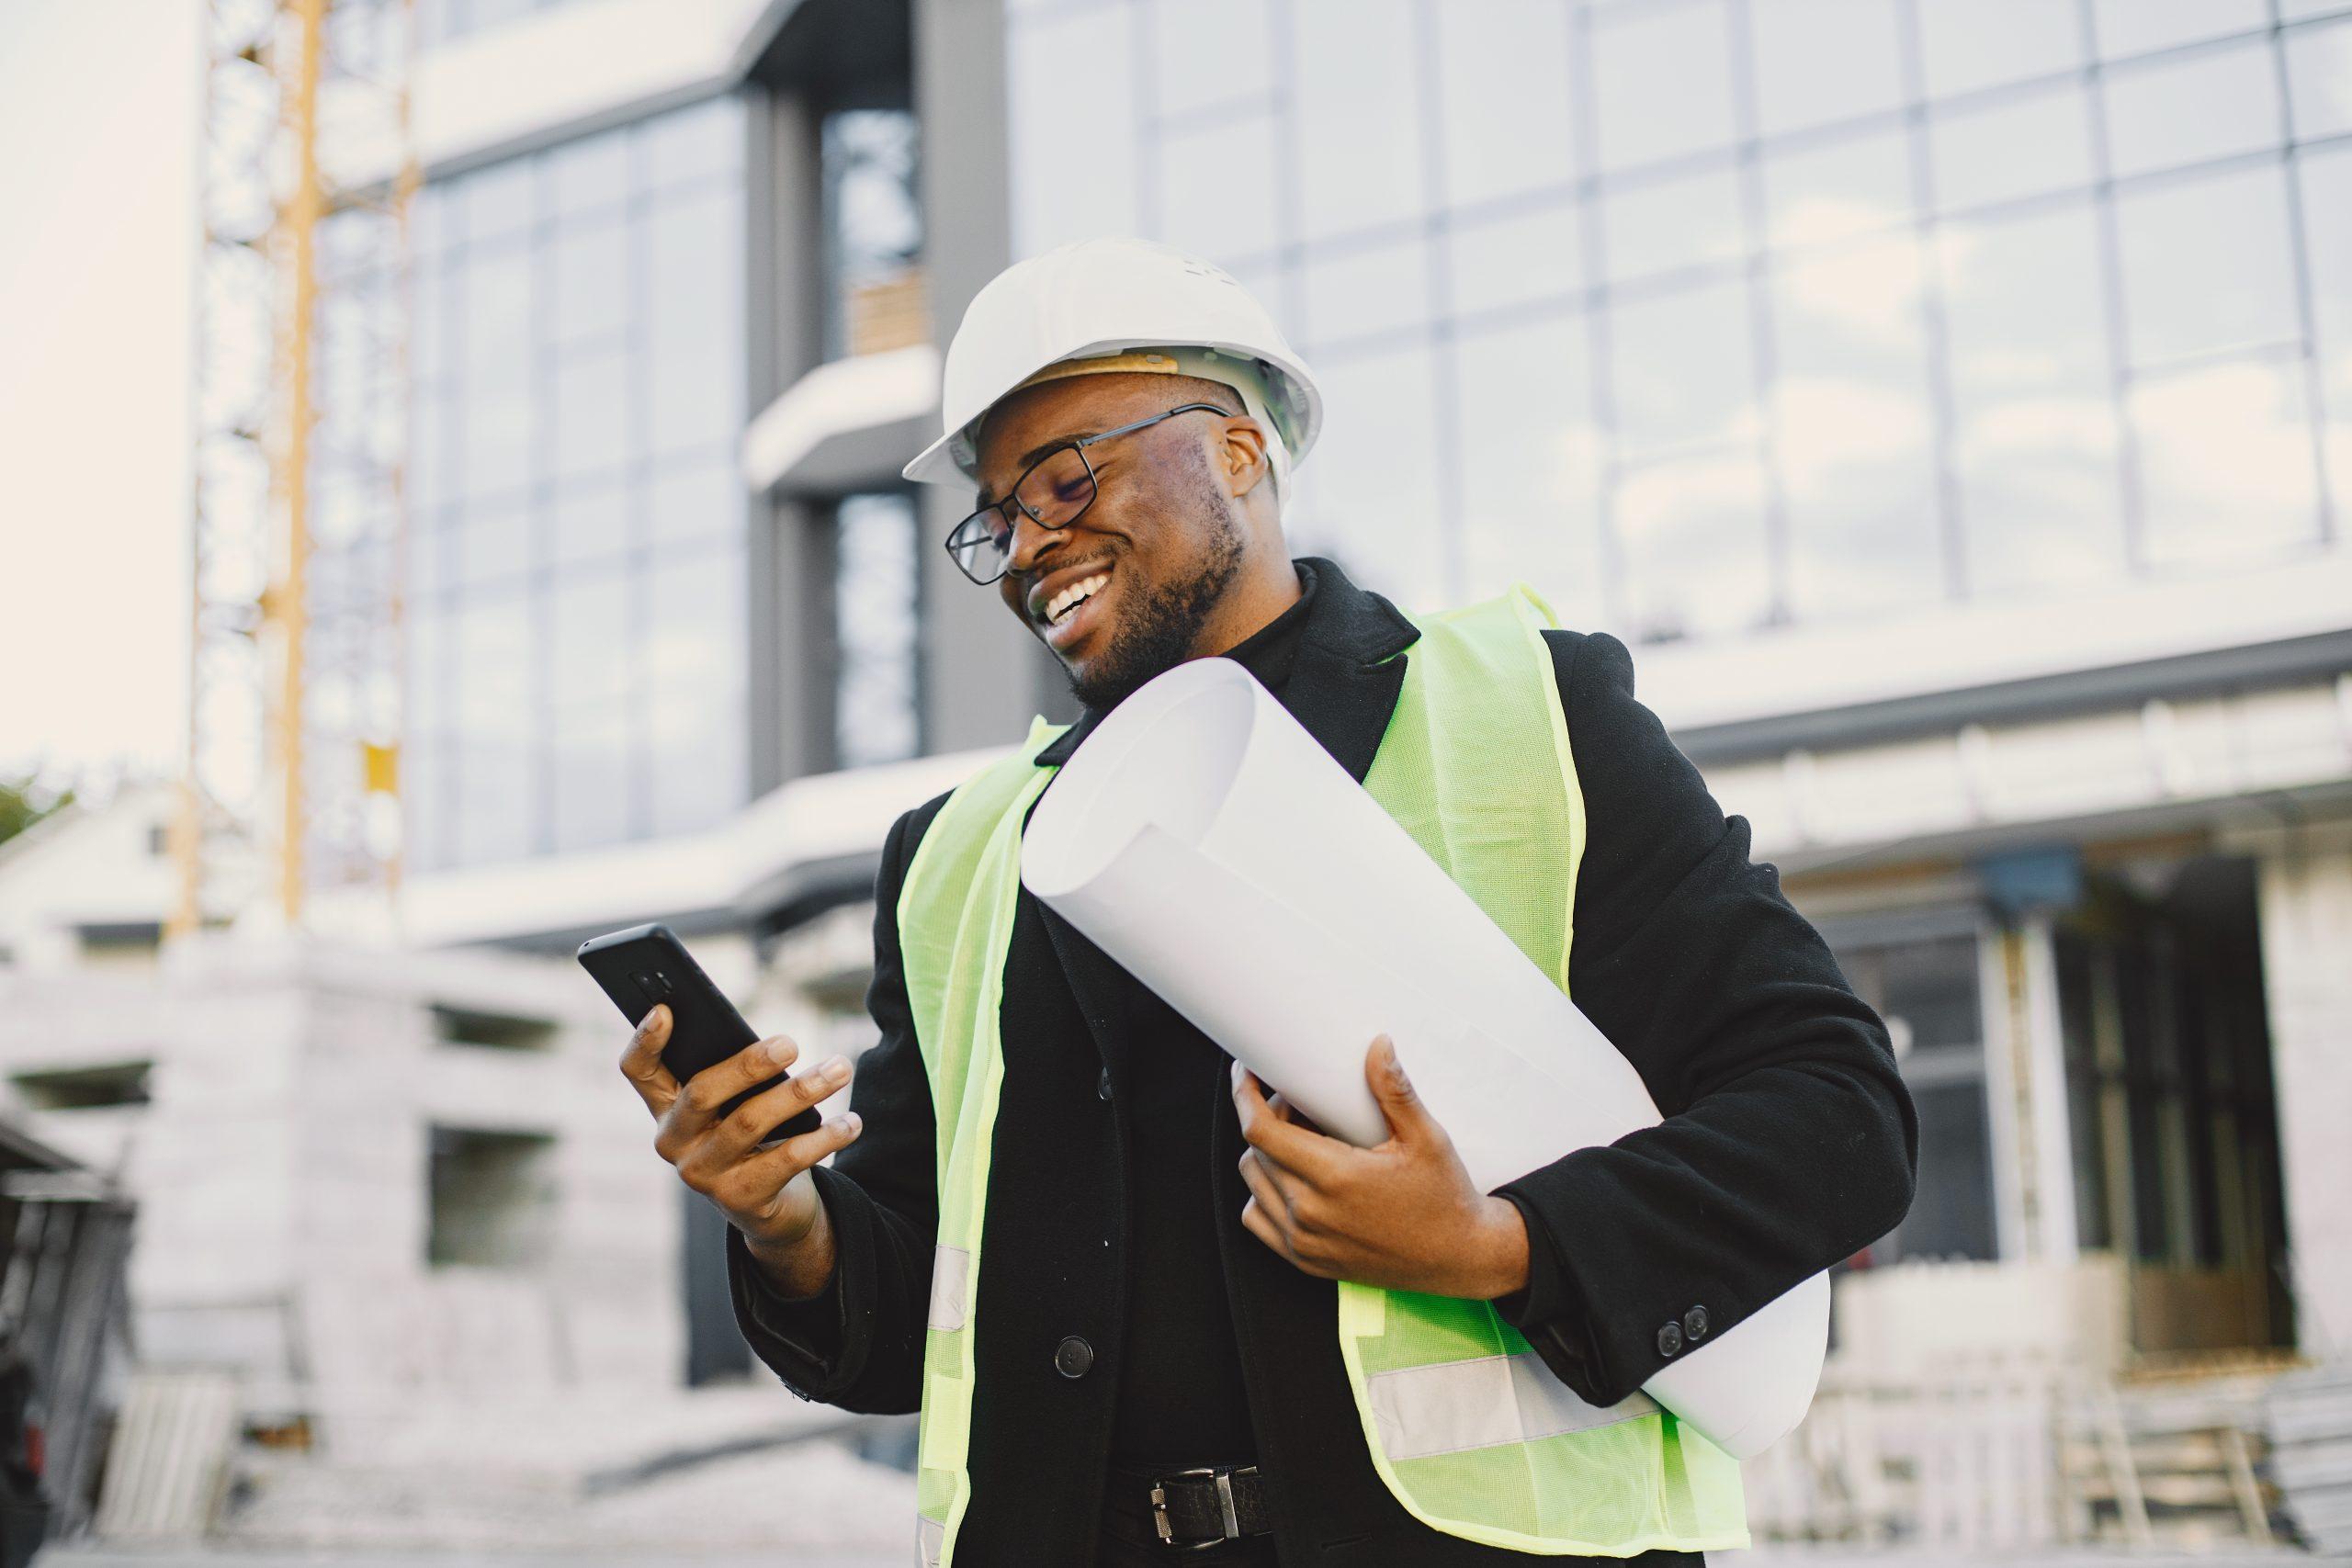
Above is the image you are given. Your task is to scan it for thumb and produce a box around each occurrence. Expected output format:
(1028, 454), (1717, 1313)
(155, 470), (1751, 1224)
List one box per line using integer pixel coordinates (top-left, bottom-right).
(1367, 1035), (1436, 1144)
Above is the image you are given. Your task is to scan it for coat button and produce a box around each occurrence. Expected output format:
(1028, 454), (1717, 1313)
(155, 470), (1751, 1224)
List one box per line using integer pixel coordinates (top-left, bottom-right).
(1657, 1321), (1684, 1358)
(1055, 1335), (1094, 1378)
(1098, 1066), (1113, 1101)
(1682, 1305), (1710, 1340)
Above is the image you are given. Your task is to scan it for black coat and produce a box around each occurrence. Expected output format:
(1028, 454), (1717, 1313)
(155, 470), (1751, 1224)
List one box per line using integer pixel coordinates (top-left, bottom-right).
(727, 557), (1917, 1565)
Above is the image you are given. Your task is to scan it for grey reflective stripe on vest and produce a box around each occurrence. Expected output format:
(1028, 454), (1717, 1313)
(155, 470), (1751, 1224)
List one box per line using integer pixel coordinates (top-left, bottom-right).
(927, 1244), (972, 1333)
(918, 1514), (945, 1567)
(1367, 1351), (1661, 1462)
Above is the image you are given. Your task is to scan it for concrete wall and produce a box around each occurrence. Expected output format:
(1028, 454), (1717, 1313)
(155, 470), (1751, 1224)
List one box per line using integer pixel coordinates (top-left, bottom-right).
(2244, 815), (2352, 1359)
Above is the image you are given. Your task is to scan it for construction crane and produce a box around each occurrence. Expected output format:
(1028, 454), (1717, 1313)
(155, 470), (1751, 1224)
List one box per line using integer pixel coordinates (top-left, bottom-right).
(170, 0), (417, 945)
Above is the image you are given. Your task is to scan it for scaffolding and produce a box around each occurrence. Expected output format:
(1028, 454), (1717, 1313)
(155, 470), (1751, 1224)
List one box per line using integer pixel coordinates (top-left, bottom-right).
(171, 0), (417, 945)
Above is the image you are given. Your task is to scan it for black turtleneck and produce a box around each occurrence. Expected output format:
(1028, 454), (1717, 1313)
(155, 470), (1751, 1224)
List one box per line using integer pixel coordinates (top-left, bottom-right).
(1094, 560), (1315, 1469)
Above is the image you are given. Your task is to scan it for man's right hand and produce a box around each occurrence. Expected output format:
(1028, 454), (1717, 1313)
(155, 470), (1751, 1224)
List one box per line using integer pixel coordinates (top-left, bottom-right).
(621, 1003), (863, 1299)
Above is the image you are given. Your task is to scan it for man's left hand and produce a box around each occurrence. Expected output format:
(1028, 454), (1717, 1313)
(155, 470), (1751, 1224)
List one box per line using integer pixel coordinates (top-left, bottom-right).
(1231, 1035), (1531, 1300)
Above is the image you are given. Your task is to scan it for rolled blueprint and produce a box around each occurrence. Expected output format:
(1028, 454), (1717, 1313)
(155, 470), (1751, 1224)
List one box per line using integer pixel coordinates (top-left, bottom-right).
(1020, 655), (1828, 1459)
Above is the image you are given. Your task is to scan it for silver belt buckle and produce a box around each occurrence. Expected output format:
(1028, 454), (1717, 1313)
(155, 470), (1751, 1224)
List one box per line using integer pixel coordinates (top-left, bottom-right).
(1149, 1463), (1256, 1551)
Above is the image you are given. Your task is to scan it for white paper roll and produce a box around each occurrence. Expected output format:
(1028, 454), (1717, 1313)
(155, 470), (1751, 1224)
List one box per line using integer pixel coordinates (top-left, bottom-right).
(1020, 655), (1826, 1459)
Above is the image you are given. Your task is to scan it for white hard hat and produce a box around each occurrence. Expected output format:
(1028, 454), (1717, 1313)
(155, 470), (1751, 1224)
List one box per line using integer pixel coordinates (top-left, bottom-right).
(901, 236), (1322, 504)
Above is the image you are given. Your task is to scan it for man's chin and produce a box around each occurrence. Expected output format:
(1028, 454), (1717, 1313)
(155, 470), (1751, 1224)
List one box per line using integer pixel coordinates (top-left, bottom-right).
(1065, 641), (1170, 712)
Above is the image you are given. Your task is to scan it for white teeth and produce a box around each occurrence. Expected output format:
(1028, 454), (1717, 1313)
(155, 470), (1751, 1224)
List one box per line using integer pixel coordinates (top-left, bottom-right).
(1046, 571), (1110, 625)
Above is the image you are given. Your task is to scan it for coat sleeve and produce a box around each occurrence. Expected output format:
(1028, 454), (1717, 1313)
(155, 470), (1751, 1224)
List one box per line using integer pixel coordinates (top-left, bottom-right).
(1487, 629), (1918, 1407)
(725, 795), (948, 1414)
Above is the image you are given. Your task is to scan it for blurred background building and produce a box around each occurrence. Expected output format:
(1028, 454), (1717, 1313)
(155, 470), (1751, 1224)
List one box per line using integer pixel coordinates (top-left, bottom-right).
(4, 0), (2352, 1554)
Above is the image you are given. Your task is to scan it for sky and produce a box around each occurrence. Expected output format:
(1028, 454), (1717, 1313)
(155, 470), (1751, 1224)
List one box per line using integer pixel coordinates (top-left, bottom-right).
(0, 0), (201, 799)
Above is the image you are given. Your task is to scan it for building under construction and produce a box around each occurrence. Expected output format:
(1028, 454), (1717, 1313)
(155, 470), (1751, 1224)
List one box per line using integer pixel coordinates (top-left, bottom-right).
(3, 0), (2351, 1551)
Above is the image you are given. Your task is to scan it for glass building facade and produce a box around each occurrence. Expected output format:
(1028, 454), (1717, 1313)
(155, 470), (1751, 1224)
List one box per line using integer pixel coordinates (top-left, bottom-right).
(1007, 0), (2352, 643)
(405, 94), (750, 872)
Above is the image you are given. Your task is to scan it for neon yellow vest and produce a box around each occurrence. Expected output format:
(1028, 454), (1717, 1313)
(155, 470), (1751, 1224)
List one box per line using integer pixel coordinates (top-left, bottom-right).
(896, 584), (1748, 1563)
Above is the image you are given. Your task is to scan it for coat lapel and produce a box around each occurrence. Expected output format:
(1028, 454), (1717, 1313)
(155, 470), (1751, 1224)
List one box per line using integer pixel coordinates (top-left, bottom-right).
(1022, 557), (1422, 1077)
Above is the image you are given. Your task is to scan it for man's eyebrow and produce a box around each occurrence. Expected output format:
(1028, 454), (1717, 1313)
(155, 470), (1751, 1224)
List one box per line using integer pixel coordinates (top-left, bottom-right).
(977, 430), (1101, 508)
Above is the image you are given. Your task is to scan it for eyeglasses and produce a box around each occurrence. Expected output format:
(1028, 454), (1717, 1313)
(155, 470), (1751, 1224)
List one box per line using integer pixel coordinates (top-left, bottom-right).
(943, 402), (1234, 585)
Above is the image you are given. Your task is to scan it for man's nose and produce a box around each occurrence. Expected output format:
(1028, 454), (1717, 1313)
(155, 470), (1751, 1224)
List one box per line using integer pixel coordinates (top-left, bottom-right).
(1003, 504), (1066, 577)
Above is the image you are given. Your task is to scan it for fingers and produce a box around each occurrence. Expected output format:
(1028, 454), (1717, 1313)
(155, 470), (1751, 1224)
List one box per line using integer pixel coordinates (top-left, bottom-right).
(685, 1052), (854, 1173)
(673, 1053), (846, 1175)
(1364, 1034), (1444, 1149)
(1228, 1061), (1345, 1188)
(1236, 1142), (1297, 1229)
(617, 1004), (680, 1117)
(706, 1106), (865, 1219)
(662, 1032), (806, 1141)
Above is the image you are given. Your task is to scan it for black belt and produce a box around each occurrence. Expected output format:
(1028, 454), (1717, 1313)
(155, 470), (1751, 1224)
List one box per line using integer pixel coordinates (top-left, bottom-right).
(1111, 1461), (1273, 1551)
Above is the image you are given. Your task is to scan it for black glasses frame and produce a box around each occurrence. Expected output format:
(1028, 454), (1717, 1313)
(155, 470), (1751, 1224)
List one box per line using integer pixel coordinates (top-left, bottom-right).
(943, 402), (1235, 585)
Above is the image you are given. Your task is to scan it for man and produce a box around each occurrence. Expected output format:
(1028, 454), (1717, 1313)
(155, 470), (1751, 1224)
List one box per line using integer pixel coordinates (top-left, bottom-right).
(622, 237), (1917, 1565)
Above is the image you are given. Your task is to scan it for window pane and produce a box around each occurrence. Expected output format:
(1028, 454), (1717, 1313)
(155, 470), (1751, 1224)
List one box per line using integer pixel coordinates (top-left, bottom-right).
(458, 158), (536, 247)
(1762, 130), (1912, 253)
(1292, 344), (1448, 606)
(2286, 16), (2352, 141)
(647, 457), (741, 548)
(455, 496), (533, 590)
(1772, 236), (1944, 620)
(1589, 0), (1737, 172)
(2131, 356), (2321, 568)
(1608, 278), (1758, 455)
(1156, 113), (1281, 265)
(1883, 935), (1983, 1049)
(2299, 145), (2352, 530)
(835, 493), (922, 769)
(550, 703), (631, 852)
(1448, 202), (1581, 317)
(549, 348), (629, 484)
(2091, 0), (2267, 61)
(2115, 164), (2298, 366)
(1602, 163), (1743, 282)
(1613, 449), (1774, 640)
(1009, 5), (1140, 253)
(549, 216), (626, 347)
(1301, 238), (1430, 348)
(1454, 315), (1606, 627)
(1295, 0), (1426, 241)
(459, 243), (533, 497)
(413, 383), (456, 509)
(640, 93), (741, 188)
(2102, 39), (2280, 180)
(1917, 0), (2086, 99)
(1894, 1077), (1998, 1261)
(451, 592), (533, 747)
(406, 599), (447, 737)
(1930, 84), (2096, 212)
(1147, 0), (1272, 118)
(549, 565), (628, 715)
(453, 738), (535, 865)
(543, 127), (628, 222)
(1434, 0), (1577, 208)
(1938, 206), (2127, 595)
(644, 547), (746, 835)
(548, 481), (628, 570)
(645, 187), (742, 456)
(1749, 0), (1905, 137)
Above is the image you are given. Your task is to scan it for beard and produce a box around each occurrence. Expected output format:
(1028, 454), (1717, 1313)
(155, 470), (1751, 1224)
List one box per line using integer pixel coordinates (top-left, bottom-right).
(1064, 463), (1247, 712)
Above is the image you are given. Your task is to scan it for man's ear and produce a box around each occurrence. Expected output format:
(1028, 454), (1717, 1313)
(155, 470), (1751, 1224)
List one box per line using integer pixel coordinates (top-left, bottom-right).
(1222, 415), (1272, 500)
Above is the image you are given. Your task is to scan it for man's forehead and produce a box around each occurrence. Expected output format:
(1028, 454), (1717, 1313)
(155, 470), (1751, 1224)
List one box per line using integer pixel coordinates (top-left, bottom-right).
(973, 375), (1168, 491)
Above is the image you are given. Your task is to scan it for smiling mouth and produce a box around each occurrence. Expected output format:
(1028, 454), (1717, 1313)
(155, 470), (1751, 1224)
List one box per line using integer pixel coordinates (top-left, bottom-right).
(1038, 566), (1114, 650)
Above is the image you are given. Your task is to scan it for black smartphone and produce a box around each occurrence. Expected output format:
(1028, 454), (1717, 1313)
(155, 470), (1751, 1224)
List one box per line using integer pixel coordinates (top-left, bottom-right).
(577, 921), (824, 1145)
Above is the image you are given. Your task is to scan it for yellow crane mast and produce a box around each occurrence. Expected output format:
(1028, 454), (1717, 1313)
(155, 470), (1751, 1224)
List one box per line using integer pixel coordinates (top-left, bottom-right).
(171, 0), (418, 944)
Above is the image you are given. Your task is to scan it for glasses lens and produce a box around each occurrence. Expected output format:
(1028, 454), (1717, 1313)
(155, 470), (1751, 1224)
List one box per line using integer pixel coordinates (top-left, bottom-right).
(946, 509), (1011, 581)
(1014, 446), (1095, 526)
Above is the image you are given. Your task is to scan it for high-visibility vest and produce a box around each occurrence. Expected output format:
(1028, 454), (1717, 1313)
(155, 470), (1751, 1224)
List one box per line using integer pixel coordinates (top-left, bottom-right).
(896, 583), (1749, 1563)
